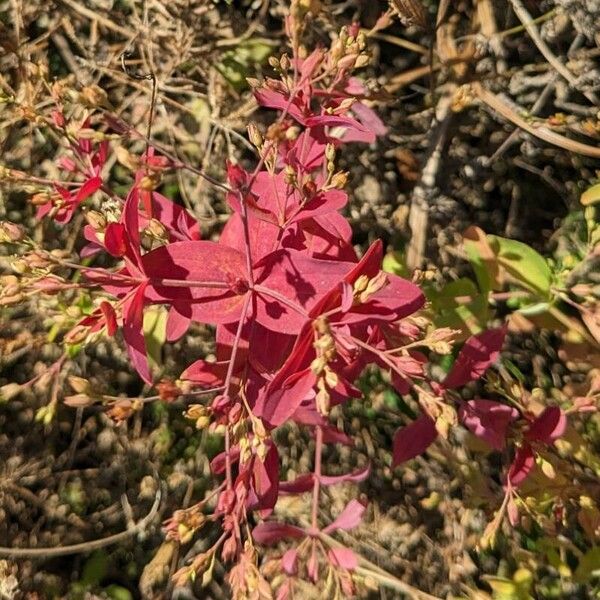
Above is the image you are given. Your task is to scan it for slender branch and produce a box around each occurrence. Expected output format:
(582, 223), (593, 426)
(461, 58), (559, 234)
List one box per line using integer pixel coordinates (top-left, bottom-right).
(0, 480), (162, 558)
(507, 0), (598, 105)
(473, 83), (600, 158)
(221, 292), (253, 489)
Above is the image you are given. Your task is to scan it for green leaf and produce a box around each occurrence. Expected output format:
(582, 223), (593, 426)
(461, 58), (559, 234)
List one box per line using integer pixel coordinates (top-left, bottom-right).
(464, 240), (493, 296)
(484, 576), (519, 600)
(517, 301), (550, 316)
(104, 585), (134, 600)
(143, 306), (168, 372)
(81, 551), (109, 586)
(488, 235), (552, 297)
(484, 575), (533, 600)
(216, 39), (275, 92)
(574, 547), (600, 583)
(382, 250), (409, 278)
(428, 278), (488, 336)
(581, 183), (600, 206)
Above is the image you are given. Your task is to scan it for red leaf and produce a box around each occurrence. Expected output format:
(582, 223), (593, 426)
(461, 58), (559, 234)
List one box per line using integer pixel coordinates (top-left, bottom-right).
(279, 465), (370, 495)
(104, 223), (128, 257)
(252, 522), (305, 545)
(458, 399), (518, 450)
(181, 358), (226, 387)
(254, 249), (354, 334)
(279, 473), (314, 495)
(251, 443), (280, 515)
(141, 241), (248, 324)
(99, 301), (117, 336)
(392, 414), (438, 466)
(304, 114), (374, 143)
(526, 406), (567, 443)
(258, 368), (317, 427)
(323, 499), (366, 534)
(210, 448), (241, 475)
(165, 305), (191, 342)
(508, 444), (535, 487)
(74, 176), (102, 203)
(328, 548), (358, 570)
(443, 326), (507, 389)
(122, 283), (151, 384)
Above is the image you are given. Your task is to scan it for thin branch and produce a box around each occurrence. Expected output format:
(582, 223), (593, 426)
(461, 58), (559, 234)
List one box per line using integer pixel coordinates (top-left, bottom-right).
(473, 82), (600, 159)
(507, 0), (598, 105)
(0, 480), (162, 558)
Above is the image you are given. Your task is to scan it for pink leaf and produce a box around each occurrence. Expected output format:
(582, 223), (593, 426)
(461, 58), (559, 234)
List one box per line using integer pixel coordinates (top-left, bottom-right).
(258, 368), (317, 427)
(328, 547), (358, 570)
(323, 499), (366, 534)
(526, 406), (567, 443)
(122, 283), (151, 384)
(320, 465), (370, 486)
(254, 249), (354, 334)
(392, 414), (438, 466)
(443, 326), (507, 389)
(458, 399), (519, 450)
(252, 522), (305, 545)
(282, 549), (298, 575)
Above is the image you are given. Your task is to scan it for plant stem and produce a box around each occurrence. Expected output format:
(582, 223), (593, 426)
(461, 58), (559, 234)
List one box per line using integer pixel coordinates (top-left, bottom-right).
(311, 426), (323, 530)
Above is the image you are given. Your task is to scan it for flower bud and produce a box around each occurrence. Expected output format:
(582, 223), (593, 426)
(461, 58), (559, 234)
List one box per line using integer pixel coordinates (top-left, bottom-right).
(68, 376), (91, 395)
(325, 143), (336, 162)
(0, 221), (25, 242)
(354, 54), (370, 68)
(330, 171), (348, 189)
(30, 192), (50, 206)
(115, 146), (140, 171)
(139, 173), (161, 192)
(79, 85), (110, 109)
(337, 53), (359, 70)
(280, 53), (291, 71)
(25, 251), (52, 269)
(247, 123), (263, 147)
(84, 210), (107, 230)
(316, 386), (330, 415)
(0, 383), (22, 403)
(146, 218), (167, 239)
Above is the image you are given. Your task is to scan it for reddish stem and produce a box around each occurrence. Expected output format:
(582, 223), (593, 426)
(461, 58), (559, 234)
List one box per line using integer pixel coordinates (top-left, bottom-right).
(221, 292), (253, 489)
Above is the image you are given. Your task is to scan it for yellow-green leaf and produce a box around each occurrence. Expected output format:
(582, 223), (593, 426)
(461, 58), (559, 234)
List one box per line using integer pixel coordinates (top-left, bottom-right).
(143, 306), (168, 372)
(488, 235), (552, 297)
(581, 183), (600, 206)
